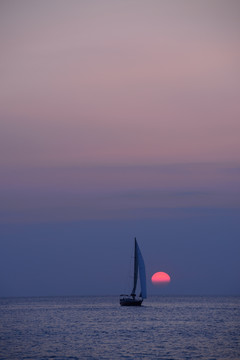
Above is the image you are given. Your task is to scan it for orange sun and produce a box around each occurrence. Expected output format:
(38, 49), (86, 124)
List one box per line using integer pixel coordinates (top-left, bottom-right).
(151, 272), (171, 285)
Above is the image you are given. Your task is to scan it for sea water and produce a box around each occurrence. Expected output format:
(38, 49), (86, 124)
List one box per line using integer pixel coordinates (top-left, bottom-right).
(0, 296), (239, 360)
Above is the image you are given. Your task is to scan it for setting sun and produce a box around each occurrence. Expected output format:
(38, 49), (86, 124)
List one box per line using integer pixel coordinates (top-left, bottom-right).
(151, 272), (171, 285)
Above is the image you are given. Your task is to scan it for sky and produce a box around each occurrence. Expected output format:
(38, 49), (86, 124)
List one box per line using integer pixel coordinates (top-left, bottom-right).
(0, 0), (240, 297)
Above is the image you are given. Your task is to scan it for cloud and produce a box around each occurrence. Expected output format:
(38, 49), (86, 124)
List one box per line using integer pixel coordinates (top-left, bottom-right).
(1, 163), (239, 224)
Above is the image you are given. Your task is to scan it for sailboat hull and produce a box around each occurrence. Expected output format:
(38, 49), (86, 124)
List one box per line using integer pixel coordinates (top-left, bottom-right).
(120, 297), (143, 306)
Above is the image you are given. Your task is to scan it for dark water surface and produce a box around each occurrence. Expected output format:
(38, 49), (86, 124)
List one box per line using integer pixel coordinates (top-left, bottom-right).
(0, 296), (239, 360)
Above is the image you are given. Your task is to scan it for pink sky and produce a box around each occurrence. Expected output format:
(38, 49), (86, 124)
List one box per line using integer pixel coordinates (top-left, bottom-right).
(1, 0), (240, 167)
(0, 1), (240, 223)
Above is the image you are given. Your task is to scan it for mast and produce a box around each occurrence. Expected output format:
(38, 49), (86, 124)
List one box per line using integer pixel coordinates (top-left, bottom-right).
(131, 238), (138, 297)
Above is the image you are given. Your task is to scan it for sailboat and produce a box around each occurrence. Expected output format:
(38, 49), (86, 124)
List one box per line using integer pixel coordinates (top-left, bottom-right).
(120, 238), (147, 306)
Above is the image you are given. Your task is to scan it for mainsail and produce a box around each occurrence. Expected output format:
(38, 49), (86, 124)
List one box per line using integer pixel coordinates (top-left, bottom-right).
(131, 238), (147, 299)
(136, 240), (147, 299)
(131, 239), (138, 296)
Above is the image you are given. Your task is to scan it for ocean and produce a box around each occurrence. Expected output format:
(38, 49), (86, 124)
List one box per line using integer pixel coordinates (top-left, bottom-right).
(0, 296), (239, 360)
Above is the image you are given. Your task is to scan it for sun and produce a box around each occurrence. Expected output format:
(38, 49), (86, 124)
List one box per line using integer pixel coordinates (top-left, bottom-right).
(151, 272), (171, 285)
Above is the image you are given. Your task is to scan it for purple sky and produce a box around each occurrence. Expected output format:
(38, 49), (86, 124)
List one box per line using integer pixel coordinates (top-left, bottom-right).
(0, 0), (240, 296)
